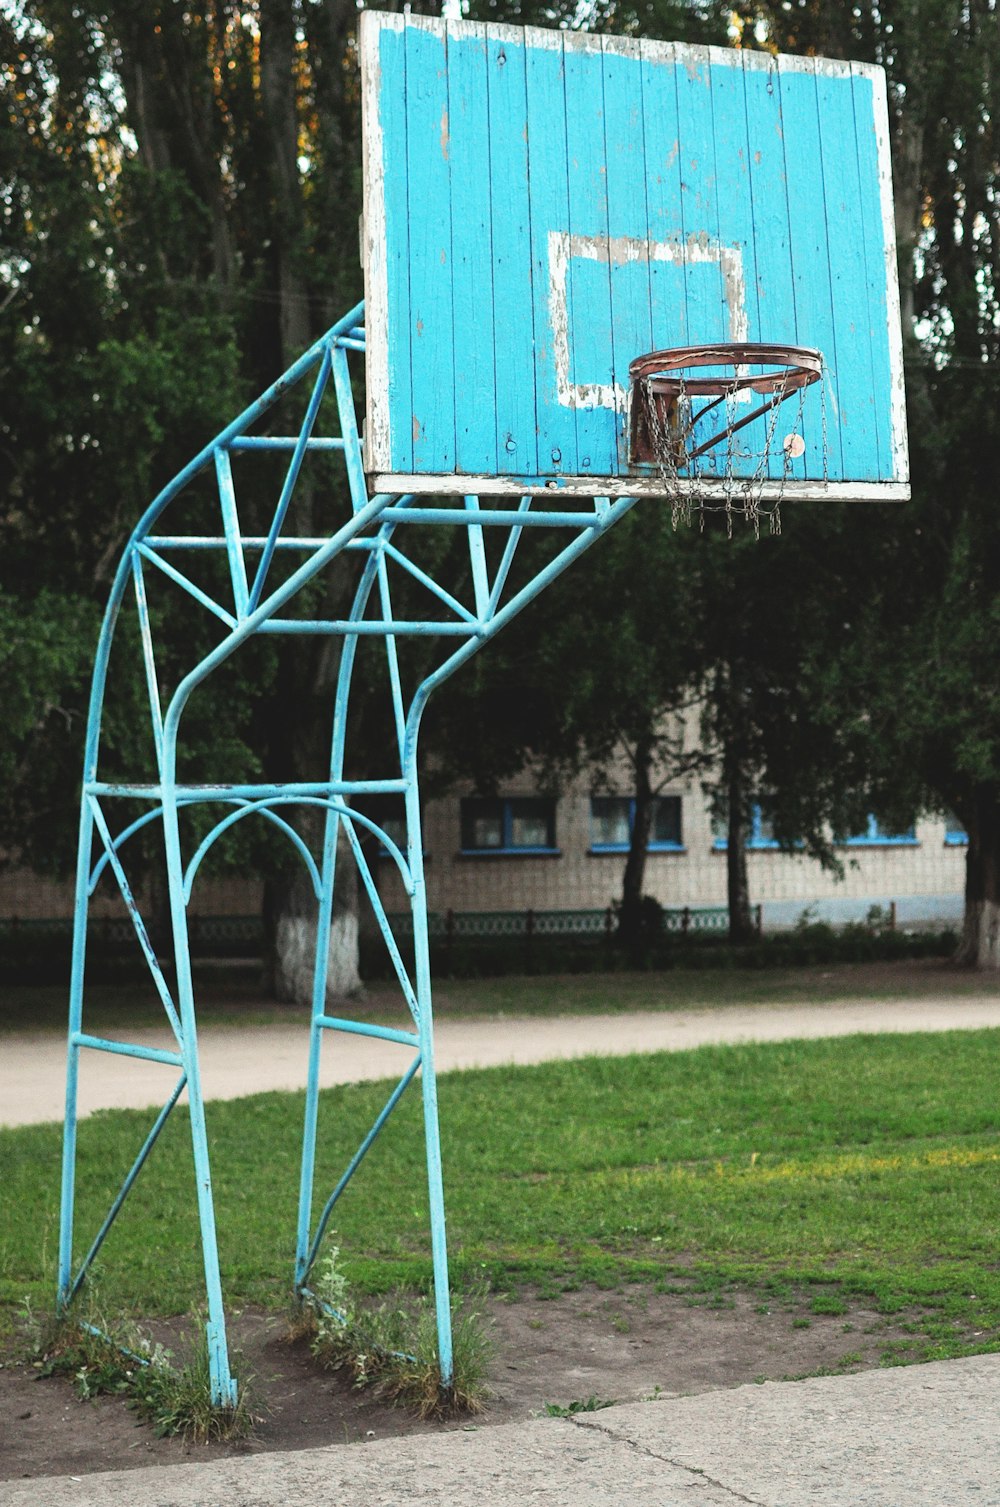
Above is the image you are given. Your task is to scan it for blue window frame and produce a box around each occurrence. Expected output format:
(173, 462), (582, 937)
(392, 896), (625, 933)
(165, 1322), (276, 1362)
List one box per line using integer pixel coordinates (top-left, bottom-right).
(711, 804), (781, 851)
(842, 815), (918, 847)
(460, 797), (558, 855)
(590, 795), (684, 853)
(944, 814), (968, 846)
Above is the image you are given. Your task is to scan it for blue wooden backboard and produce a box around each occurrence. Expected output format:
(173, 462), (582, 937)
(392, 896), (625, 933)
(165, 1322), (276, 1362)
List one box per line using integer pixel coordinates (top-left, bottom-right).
(360, 14), (908, 500)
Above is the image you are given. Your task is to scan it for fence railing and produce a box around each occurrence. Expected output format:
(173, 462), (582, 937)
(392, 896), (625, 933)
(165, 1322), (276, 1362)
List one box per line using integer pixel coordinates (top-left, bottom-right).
(0, 904), (747, 961)
(388, 906), (739, 940)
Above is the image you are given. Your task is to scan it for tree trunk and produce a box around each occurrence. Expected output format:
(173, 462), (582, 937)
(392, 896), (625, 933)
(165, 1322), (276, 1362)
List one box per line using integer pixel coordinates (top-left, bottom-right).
(726, 764), (756, 945)
(263, 821), (361, 1003)
(956, 787), (1000, 970)
(256, 0), (365, 1003)
(619, 734), (655, 951)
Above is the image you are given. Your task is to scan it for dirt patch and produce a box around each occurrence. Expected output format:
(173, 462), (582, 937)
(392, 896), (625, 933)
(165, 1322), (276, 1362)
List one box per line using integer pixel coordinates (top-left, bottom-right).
(1, 1282), (922, 1482)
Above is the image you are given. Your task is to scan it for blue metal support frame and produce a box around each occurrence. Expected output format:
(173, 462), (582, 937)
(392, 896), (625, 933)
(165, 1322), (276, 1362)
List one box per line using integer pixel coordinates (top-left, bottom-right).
(59, 299), (639, 1407)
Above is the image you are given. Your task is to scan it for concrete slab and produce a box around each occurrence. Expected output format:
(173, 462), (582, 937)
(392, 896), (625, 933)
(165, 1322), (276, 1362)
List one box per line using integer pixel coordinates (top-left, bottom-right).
(3, 1355), (998, 1507)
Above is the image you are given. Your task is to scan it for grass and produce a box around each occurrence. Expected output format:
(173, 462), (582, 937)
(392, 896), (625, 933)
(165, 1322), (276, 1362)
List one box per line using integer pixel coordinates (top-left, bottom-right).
(3, 1028), (1000, 1370)
(2, 955), (996, 1035)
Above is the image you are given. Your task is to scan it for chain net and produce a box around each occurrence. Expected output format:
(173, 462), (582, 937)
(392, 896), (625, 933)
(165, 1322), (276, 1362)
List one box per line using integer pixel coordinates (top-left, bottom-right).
(636, 351), (825, 539)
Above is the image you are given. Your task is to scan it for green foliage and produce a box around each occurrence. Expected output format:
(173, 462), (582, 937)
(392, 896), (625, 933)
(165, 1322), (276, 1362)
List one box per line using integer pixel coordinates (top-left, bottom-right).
(544, 1394), (617, 1416)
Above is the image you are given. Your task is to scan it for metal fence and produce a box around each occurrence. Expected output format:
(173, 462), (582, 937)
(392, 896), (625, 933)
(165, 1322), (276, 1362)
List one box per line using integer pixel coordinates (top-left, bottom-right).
(388, 906), (737, 940)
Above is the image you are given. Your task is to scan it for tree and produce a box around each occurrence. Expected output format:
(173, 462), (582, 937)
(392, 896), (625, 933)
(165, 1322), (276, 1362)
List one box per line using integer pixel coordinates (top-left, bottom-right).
(731, 0), (1000, 967)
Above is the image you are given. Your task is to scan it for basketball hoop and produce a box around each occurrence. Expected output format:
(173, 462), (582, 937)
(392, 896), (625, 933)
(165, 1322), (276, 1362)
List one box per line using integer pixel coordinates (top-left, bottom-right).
(628, 343), (824, 535)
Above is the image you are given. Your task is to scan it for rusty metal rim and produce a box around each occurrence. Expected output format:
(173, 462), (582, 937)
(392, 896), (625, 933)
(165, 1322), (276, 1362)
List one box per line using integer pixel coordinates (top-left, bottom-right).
(629, 342), (823, 397)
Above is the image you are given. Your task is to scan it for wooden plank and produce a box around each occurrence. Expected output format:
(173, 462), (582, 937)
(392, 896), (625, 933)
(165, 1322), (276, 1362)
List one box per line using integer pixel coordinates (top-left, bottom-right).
(777, 55), (843, 482)
(602, 34), (652, 476)
(564, 31), (615, 476)
(674, 45), (727, 347)
(815, 58), (879, 481)
(640, 39), (687, 349)
(406, 15), (455, 473)
(742, 47), (801, 480)
(525, 26), (578, 475)
(486, 23), (538, 477)
(446, 22), (497, 475)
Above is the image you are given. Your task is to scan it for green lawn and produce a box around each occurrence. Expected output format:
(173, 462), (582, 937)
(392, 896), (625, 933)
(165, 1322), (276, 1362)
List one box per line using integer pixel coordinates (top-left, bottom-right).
(3, 1027), (1000, 1363)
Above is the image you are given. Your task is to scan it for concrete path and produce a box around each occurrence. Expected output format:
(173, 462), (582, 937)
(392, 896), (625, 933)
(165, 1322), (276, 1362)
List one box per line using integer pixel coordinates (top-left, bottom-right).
(4, 1354), (998, 1505)
(3, 994), (1000, 1127)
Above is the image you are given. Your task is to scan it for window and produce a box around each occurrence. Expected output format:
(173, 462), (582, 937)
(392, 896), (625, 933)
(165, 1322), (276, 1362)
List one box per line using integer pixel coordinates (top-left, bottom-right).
(711, 804), (781, 850)
(842, 815), (918, 847)
(460, 797), (558, 855)
(944, 814), (968, 846)
(590, 796), (683, 852)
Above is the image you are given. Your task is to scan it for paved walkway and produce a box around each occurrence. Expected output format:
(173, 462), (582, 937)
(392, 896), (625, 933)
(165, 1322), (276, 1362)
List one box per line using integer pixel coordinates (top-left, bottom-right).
(4, 1354), (999, 1505)
(4, 994), (1000, 1127)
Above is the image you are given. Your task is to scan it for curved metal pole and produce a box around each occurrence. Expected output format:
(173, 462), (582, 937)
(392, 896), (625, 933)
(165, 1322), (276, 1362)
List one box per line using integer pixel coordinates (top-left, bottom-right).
(295, 534), (390, 1289)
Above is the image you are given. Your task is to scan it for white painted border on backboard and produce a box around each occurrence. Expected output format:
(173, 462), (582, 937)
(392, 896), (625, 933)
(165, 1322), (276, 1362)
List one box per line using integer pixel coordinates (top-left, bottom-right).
(359, 8), (400, 475)
(371, 473), (910, 502)
(865, 59), (910, 483)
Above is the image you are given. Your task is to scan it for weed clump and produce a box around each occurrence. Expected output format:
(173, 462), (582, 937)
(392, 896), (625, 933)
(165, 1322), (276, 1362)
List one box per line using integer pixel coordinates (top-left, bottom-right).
(304, 1244), (493, 1419)
(34, 1290), (255, 1442)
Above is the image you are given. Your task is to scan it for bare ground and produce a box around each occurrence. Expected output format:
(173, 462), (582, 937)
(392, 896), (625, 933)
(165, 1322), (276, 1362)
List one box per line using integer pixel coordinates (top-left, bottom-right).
(1, 1281), (934, 1482)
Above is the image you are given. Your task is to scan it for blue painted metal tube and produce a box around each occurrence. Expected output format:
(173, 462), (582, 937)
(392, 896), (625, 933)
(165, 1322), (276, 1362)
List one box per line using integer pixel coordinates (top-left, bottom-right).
(132, 554), (164, 772)
(256, 620), (478, 637)
(136, 544), (237, 628)
(154, 494), (398, 740)
(67, 1075), (188, 1304)
(464, 494), (490, 618)
(179, 795), (411, 903)
(329, 343), (368, 513)
(406, 767), (454, 1388)
(72, 1033), (184, 1068)
(88, 778), (409, 798)
(159, 790), (236, 1408)
(315, 1017), (419, 1048)
(88, 797), (185, 1043)
(227, 436), (347, 451)
(58, 796), (98, 1309)
(375, 552), (407, 764)
(380, 539), (480, 624)
(214, 448), (250, 618)
(294, 539), (386, 1291)
(248, 347), (332, 611)
(145, 535), (378, 551)
(337, 337), (366, 352)
(75, 301), (365, 799)
(183, 801), (323, 904)
(340, 818), (419, 1018)
(487, 495), (532, 614)
(382, 506), (604, 528)
(404, 499), (639, 738)
(298, 1056), (423, 1289)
